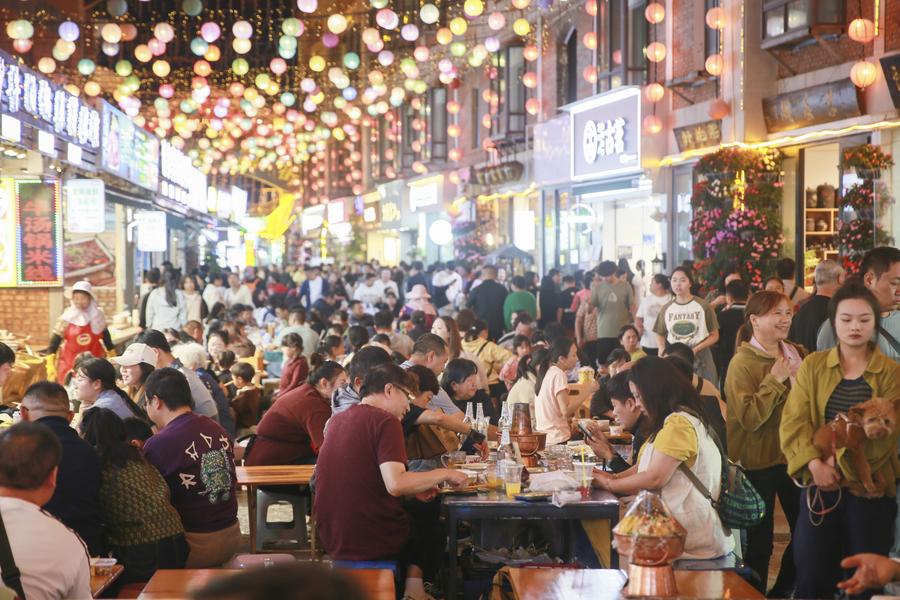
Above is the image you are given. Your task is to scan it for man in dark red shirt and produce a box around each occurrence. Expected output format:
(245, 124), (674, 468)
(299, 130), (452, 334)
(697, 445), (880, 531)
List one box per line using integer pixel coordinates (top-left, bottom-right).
(314, 364), (467, 600)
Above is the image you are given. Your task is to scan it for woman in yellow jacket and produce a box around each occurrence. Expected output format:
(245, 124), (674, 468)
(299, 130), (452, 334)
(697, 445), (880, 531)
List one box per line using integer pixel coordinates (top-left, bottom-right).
(725, 291), (804, 596)
(461, 320), (513, 406)
(780, 280), (900, 599)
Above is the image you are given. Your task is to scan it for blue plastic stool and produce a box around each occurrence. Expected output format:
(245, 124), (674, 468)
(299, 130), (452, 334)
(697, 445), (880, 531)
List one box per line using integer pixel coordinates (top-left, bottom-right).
(253, 489), (309, 552)
(332, 560), (399, 577)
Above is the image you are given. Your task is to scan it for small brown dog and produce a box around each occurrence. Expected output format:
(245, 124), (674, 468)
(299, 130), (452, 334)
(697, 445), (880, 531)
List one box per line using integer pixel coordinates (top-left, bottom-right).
(812, 396), (900, 495)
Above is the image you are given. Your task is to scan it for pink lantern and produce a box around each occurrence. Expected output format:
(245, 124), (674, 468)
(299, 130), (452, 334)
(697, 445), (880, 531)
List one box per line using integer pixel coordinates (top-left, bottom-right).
(375, 8), (399, 29)
(159, 83), (174, 98)
(414, 46), (429, 61)
(148, 38), (166, 56)
(200, 22), (221, 42)
(270, 58), (287, 74)
(12, 39), (32, 53)
(322, 32), (339, 48)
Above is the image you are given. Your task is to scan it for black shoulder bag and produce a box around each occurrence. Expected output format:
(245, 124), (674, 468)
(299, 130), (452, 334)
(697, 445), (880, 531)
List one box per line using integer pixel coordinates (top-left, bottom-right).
(877, 325), (900, 357)
(0, 509), (25, 599)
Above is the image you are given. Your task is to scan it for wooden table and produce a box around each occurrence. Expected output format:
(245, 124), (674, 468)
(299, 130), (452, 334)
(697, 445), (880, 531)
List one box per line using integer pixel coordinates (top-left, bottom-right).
(90, 564), (124, 598)
(137, 568), (394, 599)
(442, 489), (620, 600)
(502, 568), (764, 599)
(235, 465), (316, 554)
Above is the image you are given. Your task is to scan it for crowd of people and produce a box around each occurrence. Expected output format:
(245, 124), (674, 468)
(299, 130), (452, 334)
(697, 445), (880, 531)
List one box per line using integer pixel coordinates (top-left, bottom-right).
(1, 248), (900, 599)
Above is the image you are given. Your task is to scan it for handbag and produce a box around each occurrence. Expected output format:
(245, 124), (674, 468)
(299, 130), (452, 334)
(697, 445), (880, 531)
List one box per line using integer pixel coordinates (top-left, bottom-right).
(405, 424), (460, 460)
(677, 430), (766, 530)
(0, 506), (25, 599)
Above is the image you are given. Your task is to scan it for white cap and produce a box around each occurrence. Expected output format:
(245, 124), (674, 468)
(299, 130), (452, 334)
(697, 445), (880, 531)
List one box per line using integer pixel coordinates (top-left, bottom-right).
(110, 343), (158, 368)
(72, 280), (93, 297)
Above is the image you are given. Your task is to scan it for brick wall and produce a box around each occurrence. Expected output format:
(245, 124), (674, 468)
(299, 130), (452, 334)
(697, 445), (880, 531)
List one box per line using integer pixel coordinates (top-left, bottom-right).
(887, 0), (900, 52)
(0, 289), (51, 346)
(671, 0), (717, 108)
(92, 286), (117, 318)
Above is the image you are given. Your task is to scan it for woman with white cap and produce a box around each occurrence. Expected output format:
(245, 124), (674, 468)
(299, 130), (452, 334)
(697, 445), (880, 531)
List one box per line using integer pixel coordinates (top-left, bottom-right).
(45, 280), (114, 383)
(110, 342), (157, 410)
(402, 284), (438, 330)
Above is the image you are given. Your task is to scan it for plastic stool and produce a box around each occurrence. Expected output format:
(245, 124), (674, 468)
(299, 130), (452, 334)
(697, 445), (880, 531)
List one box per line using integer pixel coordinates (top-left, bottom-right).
(332, 560), (399, 576)
(253, 489), (309, 552)
(227, 553), (295, 569)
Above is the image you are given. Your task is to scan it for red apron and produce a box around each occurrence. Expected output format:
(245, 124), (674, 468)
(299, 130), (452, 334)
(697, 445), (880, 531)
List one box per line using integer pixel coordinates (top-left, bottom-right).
(57, 322), (105, 383)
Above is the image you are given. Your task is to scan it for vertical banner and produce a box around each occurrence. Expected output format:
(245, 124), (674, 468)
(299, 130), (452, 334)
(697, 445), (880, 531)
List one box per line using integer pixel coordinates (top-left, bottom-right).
(135, 210), (167, 252)
(16, 179), (62, 286)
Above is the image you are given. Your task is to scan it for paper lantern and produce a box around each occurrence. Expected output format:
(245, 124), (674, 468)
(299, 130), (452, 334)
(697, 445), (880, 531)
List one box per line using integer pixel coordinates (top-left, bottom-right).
(309, 55), (326, 72)
(522, 71), (538, 88)
(464, 0), (484, 17)
(585, 0), (597, 16)
(12, 39), (32, 53)
(709, 98), (731, 119)
(645, 2), (665, 23)
(101, 23), (122, 43)
(120, 24), (137, 41)
(159, 83), (175, 98)
(232, 38), (252, 54)
(154, 22), (174, 43)
(583, 65), (597, 83)
(58, 21), (79, 42)
(378, 50), (395, 65)
(583, 31), (596, 49)
(328, 14), (348, 34)
(190, 37), (209, 56)
(376, 9), (399, 29)
(705, 53), (724, 76)
(524, 45), (539, 61)
(233, 20), (252, 39)
(194, 60), (211, 77)
(6, 20), (33, 40)
(420, 4), (439, 24)
(485, 36), (501, 52)
(106, 0), (128, 16)
(450, 17), (468, 36)
(513, 18), (531, 36)
(646, 41), (666, 62)
(37, 57), (56, 74)
(200, 21), (221, 42)
(488, 12), (506, 30)
(343, 52), (360, 69)
(297, 0), (317, 12)
(449, 148), (462, 161)
(152, 60), (171, 77)
(401, 24), (419, 41)
(512, 0), (530, 8)
(642, 83), (664, 103)
(848, 18), (876, 43)
(436, 28), (453, 44)
(75, 59), (95, 76)
(705, 7), (726, 29)
(84, 81), (102, 96)
(851, 60), (877, 89)
(182, 0), (203, 16)
(643, 114), (662, 134)
(102, 41), (119, 56)
(414, 46), (430, 61)
(526, 98), (540, 115)
(115, 59), (133, 76)
(148, 38), (166, 55)
(322, 32), (339, 48)
(203, 46), (218, 61)
(229, 82), (245, 96)
(133, 44), (151, 62)
(371, 0), (389, 8)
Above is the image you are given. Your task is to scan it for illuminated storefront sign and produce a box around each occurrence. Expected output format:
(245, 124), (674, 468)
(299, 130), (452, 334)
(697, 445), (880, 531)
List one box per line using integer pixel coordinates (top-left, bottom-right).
(0, 51), (100, 149)
(301, 205), (325, 234)
(100, 102), (160, 191)
(568, 86), (641, 182)
(15, 179), (63, 287)
(160, 140), (207, 213)
(408, 176), (442, 211)
(327, 199), (346, 224)
(0, 178), (15, 286)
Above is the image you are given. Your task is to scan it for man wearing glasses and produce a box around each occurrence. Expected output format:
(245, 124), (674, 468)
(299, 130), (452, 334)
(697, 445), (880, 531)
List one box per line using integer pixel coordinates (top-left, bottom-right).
(314, 363), (468, 600)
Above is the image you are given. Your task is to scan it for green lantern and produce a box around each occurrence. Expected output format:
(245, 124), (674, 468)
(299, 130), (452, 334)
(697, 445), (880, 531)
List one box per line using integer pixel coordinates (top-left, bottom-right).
(115, 59), (133, 76)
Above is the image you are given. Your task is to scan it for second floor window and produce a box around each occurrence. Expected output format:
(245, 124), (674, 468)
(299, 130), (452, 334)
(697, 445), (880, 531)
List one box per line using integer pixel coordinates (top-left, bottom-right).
(762, 0), (843, 47)
(597, 0), (648, 92)
(558, 28), (579, 106)
(428, 87), (448, 162)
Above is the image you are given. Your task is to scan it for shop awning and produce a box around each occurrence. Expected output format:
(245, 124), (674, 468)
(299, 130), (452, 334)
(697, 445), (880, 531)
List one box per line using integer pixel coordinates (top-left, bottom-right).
(572, 174), (646, 196)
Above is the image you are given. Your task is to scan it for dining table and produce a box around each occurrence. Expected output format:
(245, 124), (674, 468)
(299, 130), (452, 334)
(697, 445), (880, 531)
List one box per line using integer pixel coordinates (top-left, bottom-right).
(137, 567), (395, 599)
(441, 488), (621, 600)
(498, 567), (765, 599)
(235, 465), (316, 554)
(90, 564), (124, 598)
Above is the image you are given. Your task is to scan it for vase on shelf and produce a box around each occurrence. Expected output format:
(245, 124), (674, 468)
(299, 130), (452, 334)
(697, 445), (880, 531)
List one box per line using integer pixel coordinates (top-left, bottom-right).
(817, 184), (836, 208)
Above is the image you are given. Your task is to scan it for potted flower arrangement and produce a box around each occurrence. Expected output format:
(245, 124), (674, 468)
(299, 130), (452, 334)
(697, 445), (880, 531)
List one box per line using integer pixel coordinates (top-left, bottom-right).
(842, 144), (894, 180)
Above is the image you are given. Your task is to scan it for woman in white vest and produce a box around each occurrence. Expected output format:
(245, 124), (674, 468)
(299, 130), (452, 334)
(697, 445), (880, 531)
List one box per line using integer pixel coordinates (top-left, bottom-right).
(592, 356), (733, 559)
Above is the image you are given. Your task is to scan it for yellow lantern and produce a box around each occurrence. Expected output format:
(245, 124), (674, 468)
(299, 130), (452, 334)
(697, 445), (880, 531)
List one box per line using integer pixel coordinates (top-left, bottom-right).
(152, 60), (171, 77)
(101, 23), (122, 43)
(705, 53), (724, 76)
(309, 55), (326, 72)
(327, 14), (348, 34)
(583, 32), (596, 49)
(644, 82), (665, 102)
(449, 17), (467, 36)
(848, 18), (876, 43)
(37, 57), (56, 73)
(84, 81), (101, 96)
(134, 44), (152, 62)
(513, 18), (531, 36)
(512, 0), (530, 8)
(464, 0), (484, 17)
(705, 7), (726, 29)
(204, 45), (221, 61)
(645, 2), (665, 24)
(436, 28), (453, 45)
(645, 42), (666, 62)
(643, 114), (663, 134)
(232, 38), (252, 54)
(522, 72), (537, 88)
(850, 60), (877, 89)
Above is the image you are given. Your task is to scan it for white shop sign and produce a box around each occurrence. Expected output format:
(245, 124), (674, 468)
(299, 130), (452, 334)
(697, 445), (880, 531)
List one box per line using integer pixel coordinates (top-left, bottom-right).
(66, 179), (105, 233)
(160, 140), (208, 213)
(135, 210), (167, 252)
(409, 181), (440, 212)
(568, 86), (641, 182)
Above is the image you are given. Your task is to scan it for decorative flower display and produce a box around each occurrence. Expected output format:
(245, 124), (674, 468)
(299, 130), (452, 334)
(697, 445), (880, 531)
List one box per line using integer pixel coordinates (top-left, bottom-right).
(690, 147), (784, 290)
(842, 145), (894, 173)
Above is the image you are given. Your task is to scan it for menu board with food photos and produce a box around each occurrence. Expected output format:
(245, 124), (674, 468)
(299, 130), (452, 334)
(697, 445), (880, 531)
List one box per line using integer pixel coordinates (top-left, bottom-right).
(15, 179), (62, 286)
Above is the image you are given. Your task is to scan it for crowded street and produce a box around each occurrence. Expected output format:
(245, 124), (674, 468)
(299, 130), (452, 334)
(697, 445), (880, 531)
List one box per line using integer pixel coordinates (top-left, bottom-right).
(1, 0), (900, 599)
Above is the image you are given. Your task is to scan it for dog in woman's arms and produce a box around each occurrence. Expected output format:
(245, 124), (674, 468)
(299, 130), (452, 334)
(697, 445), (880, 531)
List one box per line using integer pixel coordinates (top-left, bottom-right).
(812, 397), (900, 496)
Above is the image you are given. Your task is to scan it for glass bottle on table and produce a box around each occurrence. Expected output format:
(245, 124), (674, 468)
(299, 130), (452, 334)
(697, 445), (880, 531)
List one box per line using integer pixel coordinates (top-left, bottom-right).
(497, 427), (515, 465)
(475, 403), (487, 436)
(498, 401), (511, 431)
(464, 402), (474, 426)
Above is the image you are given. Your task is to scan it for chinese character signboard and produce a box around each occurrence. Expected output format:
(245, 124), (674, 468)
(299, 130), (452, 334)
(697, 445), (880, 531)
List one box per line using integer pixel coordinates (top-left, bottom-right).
(880, 54), (900, 109)
(674, 120), (722, 152)
(569, 87), (641, 182)
(762, 79), (862, 133)
(160, 140), (207, 213)
(0, 50), (100, 151)
(15, 179), (62, 286)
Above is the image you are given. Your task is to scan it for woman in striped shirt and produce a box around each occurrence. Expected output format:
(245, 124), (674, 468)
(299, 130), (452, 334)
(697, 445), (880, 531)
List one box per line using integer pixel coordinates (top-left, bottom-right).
(780, 280), (900, 599)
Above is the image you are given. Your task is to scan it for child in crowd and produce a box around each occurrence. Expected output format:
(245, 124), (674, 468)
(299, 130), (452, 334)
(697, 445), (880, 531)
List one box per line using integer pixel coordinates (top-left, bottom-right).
(216, 350), (237, 399)
(499, 335), (532, 390)
(230, 362), (260, 438)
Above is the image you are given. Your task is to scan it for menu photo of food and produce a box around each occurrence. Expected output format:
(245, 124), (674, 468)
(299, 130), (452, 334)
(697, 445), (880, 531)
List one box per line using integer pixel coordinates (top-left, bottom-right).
(64, 236), (115, 286)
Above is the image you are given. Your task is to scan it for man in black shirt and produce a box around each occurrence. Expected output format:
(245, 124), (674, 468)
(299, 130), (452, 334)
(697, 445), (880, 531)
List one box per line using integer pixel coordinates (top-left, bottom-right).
(466, 265), (508, 341)
(584, 373), (646, 473)
(789, 259), (844, 352)
(715, 279), (749, 389)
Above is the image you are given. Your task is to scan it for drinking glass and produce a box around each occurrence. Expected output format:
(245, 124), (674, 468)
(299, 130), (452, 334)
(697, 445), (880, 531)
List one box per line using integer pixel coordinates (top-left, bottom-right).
(502, 463), (524, 497)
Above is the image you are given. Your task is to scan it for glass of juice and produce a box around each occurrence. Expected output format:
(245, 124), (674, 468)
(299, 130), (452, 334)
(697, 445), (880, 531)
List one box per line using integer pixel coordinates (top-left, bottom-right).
(485, 463), (502, 490)
(502, 463), (523, 497)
